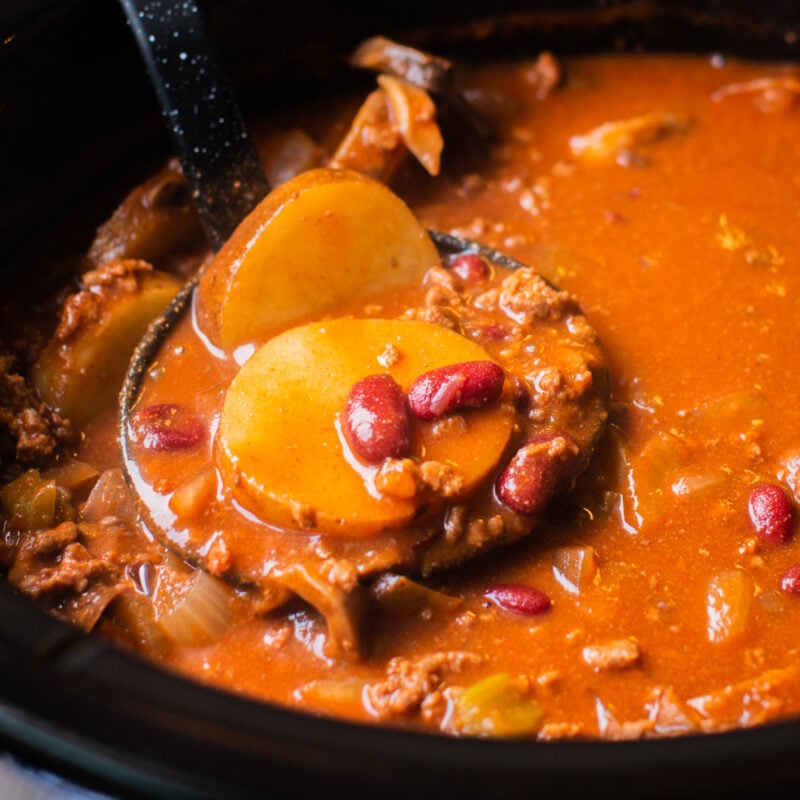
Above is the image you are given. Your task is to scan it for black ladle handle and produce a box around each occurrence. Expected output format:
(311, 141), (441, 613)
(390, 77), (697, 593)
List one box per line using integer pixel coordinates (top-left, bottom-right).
(118, 0), (270, 251)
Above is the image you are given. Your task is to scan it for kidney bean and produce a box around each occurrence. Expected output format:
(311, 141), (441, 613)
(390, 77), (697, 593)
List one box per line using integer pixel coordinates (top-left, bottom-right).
(748, 483), (794, 545)
(130, 403), (205, 451)
(408, 361), (504, 420)
(496, 433), (579, 516)
(447, 253), (490, 283)
(344, 374), (411, 463)
(485, 584), (552, 616)
(780, 563), (800, 595)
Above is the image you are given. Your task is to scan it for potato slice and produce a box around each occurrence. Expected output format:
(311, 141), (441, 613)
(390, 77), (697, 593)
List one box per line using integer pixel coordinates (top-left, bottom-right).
(195, 168), (439, 351)
(218, 318), (514, 538)
(32, 261), (181, 429)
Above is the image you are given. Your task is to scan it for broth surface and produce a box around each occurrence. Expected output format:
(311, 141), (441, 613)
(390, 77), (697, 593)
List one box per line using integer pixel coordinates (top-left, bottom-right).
(3, 52), (800, 740)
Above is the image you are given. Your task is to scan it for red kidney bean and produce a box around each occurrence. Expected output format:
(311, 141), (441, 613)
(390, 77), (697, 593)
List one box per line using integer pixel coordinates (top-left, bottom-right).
(748, 483), (794, 545)
(130, 403), (205, 451)
(781, 563), (800, 595)
(484, 584), (552, 616)
(447, 253), (490, 283)
(408, 361), (504, 420)
(496, 433), (579, 516)
(344, 374), (411, 463)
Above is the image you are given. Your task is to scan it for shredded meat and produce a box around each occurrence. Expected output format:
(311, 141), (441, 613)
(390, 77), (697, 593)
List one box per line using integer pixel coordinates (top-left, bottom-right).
(0, 354), (72, 467)
(366, 651), (481, 719)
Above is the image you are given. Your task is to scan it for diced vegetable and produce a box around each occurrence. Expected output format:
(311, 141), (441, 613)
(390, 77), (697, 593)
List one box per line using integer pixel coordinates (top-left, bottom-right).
(296, 678), (366, 708)
(195, 168), (440, 351)
(0, 469), (58, 530)
(112, 590), (170, 652)
(42, 459), (100, 501)
(706, 568), (755, 644)
(328, 89), (407, 180)
(169, 469), (217, 519)
(451, 673), (544, 738)
(553, 546), (598, 594)
(81, 468), (137, 524)
(625, 431), (689, 532)
(371, 573), (461, 616)
(377, 74), (443, 176)
(32, 263), (181, 429)
(155, 570), (232, 647)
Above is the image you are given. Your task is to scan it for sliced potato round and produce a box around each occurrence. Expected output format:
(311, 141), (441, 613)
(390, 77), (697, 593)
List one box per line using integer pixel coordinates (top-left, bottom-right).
(33, 264), (181, 429)
(195, 168), (439, 351)
(217, 318), (514, 538)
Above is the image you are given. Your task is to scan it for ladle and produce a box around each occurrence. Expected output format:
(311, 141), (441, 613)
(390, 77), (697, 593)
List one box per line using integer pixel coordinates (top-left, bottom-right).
(116, 0), (543, 412)
(115, 0), (584, 585)
(118, 0), (270, 251)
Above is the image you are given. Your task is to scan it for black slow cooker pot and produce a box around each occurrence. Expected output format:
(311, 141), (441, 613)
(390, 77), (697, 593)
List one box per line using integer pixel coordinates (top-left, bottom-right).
(0, 2), (799, 798)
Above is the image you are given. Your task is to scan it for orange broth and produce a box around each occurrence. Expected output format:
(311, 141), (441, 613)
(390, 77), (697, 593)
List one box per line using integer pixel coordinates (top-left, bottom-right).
(15, 52), (800, 739)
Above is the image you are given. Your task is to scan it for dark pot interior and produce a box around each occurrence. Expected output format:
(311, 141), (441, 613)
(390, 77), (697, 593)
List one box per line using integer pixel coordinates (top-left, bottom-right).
(0, 1), (799, 798)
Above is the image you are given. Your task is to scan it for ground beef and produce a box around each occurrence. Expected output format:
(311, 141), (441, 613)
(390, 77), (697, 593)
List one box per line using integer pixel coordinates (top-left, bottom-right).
(365, 651), (481, 719)
(0, 354), (72, 468)
(488, 268), (579, 324)
(6, 516), (162, 632)
(53, 259), (155, 343)
(582, 638), (642, 671)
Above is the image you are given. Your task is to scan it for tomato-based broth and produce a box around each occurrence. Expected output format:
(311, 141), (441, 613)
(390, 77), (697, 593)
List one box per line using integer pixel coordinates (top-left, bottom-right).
(2, 52), (800, 741)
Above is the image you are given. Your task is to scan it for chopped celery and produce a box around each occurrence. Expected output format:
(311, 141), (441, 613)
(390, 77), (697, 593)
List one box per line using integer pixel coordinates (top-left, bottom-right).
(296, 678), (366, 708)
(0, 469), (58, 530)
(452, 673), (543, 738)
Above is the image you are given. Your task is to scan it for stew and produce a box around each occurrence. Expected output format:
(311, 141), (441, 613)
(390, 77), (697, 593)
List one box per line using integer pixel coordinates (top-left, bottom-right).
(1, 46), (799, 741)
